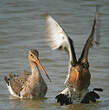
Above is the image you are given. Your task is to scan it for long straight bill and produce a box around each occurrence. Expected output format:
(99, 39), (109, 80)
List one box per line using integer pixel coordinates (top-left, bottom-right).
(35, 58), (51, 82)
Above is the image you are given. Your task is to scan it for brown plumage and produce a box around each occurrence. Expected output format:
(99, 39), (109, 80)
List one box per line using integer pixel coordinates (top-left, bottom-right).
(4, 49), (51, 98)
(66, 14), (96, 92)
(46, 12), (102, 105)
(67, 63), (91, 91)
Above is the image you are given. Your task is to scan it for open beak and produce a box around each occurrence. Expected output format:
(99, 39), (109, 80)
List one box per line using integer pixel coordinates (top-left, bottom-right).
(35, 57), (51, 82)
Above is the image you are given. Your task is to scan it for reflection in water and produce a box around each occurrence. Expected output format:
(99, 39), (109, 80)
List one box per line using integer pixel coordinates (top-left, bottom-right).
(8, 96), (46, 110)
(67, 104), (90, 110)
(15, 99), (44, 109)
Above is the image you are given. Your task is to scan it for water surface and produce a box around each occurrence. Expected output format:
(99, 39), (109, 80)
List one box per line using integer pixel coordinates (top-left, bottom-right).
(0, 0), (109, 110)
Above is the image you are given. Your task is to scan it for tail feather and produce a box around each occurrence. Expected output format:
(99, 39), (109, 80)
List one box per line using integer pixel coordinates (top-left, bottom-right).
(55, 88), (73, 105)
(81, 90), (101, 103)
(56, 94), (72, 105)
(4, 76), (9, 86)
(93, 88), (103, 92)
(56, 88), (103, 105)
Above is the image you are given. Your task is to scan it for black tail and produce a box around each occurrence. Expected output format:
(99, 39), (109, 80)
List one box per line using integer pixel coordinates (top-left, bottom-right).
(93, 88), (103, 92)
(56, 88), (103, 105)
(4, 76), (9, 86)
(55, 94), (73, 105)
(81, 88), (103, 104)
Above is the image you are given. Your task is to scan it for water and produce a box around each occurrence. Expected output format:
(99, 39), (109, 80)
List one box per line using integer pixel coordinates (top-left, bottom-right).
(0, 0), (109, 110)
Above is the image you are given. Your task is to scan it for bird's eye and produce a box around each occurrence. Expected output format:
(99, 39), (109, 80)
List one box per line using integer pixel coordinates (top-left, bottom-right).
(30, 54), (33, 56)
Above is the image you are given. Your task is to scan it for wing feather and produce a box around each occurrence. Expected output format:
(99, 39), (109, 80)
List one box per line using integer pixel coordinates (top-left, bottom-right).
(46, 15), (70, 50)
(46, 15), (77, 65)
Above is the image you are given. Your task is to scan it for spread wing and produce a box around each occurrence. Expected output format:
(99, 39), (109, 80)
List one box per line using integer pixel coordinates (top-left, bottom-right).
(46, 15), (77, 64)
(79, 13), (97, 62)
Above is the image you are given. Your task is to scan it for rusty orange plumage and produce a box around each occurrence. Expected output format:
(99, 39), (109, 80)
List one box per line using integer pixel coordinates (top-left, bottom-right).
(68, 64), (91, 91)
(46, 12), (102, 105)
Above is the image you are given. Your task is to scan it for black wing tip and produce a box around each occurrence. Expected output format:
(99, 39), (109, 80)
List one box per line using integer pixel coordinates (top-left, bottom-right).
(81, 90), (101, 104)
(4, 76), (9, 86)
(55, 94), (73, 105)
(93, 88), (103, 92)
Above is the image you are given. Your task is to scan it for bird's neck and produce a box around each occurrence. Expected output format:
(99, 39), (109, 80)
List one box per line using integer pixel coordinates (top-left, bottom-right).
(29, 60), (40, 77)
